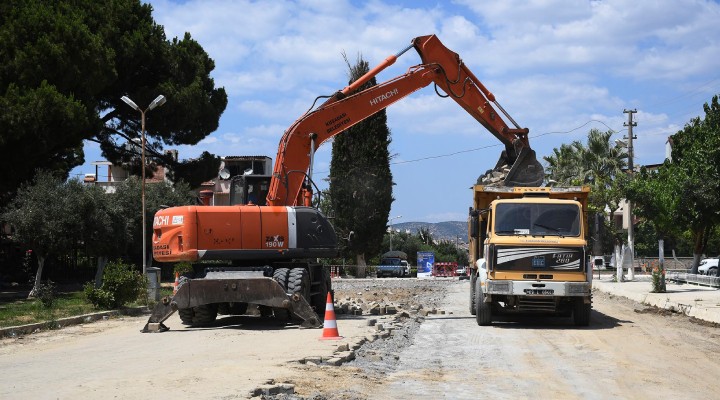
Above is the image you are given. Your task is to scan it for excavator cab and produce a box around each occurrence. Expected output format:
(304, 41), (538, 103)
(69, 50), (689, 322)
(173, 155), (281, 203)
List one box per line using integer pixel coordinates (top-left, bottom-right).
(229, 175), (271, 206)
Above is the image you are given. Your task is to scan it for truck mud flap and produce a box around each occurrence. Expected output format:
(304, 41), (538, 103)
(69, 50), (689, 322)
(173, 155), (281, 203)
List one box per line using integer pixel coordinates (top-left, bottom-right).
(141, 277), (322, 332)
(504, 147), (544, 187)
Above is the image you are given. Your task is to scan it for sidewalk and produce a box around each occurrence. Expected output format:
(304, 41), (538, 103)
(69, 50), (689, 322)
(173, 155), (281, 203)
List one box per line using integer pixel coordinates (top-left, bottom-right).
(593, 274), (720, 324)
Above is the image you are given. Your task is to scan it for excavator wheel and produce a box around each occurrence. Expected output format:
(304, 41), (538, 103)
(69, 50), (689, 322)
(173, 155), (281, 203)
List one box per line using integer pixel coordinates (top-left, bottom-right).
(192, 304), (218, 326)
(287, 268), (311, 322)
(178, 308), (194, 325)
(311, 267), (330, 317)
(272, 268), (291, 321)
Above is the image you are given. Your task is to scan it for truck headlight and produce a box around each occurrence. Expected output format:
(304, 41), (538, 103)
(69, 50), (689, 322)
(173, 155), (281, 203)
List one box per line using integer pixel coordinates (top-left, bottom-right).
(488, 281), (511, 294)
(568, 283), (590, 294)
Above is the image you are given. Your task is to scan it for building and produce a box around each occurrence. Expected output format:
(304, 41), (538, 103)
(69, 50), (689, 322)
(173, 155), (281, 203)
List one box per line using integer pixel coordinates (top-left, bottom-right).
(199, 156), (272, 205)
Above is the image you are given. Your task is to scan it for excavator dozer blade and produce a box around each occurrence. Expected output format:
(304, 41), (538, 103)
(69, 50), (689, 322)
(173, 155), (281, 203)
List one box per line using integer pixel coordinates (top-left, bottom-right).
(141, 277), (323, 333)
(503, 147), (545, 187)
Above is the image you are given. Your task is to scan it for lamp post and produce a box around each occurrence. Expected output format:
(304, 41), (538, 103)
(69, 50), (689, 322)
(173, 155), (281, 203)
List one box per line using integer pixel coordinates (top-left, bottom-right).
(121, 94), (166, 276)
(388, 215), (402, 251)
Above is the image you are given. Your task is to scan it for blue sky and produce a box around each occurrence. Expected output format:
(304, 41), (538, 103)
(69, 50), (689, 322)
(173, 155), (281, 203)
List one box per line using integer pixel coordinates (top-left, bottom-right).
(71, 0), (720, 223)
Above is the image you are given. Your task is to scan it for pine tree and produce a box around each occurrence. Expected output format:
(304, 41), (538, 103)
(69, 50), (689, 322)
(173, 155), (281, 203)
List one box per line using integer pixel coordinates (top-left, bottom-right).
(329, 54), (394, 277)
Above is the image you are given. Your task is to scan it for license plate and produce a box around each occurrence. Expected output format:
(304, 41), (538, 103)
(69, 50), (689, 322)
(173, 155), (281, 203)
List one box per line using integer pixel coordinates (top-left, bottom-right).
(524, 289), (554, 295)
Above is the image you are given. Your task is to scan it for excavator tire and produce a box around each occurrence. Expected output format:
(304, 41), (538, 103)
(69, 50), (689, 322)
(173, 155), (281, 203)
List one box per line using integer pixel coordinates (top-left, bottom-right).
(218, 302), (248, 316)
(178, 308), (194, 325)
(310, 267), (330, 317)
(192, 304), (218, 326)
(272, 268), (291, 321)
(176, 276), (194, 325)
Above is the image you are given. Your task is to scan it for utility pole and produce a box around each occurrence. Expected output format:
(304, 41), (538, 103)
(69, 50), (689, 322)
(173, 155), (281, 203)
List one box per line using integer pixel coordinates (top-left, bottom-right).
(624, 108), (637, 281)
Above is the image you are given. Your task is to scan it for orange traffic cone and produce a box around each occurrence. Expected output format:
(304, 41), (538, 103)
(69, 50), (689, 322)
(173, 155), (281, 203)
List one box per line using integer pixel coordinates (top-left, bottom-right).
(173, 272), (179, 295)
(319, 292), (343, 340)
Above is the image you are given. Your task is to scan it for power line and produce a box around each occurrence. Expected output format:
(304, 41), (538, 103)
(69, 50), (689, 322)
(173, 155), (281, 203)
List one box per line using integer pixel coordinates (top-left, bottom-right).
(314, 119), (626, 174)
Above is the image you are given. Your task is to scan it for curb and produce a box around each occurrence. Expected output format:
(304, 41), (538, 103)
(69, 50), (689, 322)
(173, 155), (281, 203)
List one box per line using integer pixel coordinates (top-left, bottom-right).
(0, 307), (149, 338)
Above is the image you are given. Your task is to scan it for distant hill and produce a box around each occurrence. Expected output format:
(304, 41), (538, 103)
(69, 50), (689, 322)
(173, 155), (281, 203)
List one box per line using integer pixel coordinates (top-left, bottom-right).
(393, 221), (466, 243)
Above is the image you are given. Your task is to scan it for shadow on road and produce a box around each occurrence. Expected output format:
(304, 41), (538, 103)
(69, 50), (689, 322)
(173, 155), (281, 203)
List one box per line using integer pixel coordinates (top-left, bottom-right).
(486, 309), (631, 330)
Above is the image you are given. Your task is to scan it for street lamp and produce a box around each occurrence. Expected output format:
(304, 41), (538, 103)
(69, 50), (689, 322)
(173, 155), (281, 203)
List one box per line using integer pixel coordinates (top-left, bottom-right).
(121, 94), (166, 276)
(388, 215), (402, 251)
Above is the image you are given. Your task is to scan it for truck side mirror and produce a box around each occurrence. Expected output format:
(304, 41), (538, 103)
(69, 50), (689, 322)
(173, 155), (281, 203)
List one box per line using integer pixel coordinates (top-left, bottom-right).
(470, 215), (480, 238)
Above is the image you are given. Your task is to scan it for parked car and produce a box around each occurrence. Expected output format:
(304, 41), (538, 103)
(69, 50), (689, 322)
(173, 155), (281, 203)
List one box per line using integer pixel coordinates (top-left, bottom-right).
(456, 265), (469, 280)
(698, 258), (719, 275)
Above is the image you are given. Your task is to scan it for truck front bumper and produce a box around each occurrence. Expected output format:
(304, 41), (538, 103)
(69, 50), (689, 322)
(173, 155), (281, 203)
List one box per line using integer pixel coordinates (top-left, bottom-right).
(486, 280), (591, 297)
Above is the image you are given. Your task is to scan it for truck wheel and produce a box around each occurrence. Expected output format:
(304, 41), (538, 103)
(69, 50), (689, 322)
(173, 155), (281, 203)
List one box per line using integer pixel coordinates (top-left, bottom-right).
(475, 279), (492, 326)
(469, 274), (477, 315)
(192, 304), (218, 326)
(178, 308), (194, 325)
(272, 268), (291, 321)
(573, 298), (591, 326)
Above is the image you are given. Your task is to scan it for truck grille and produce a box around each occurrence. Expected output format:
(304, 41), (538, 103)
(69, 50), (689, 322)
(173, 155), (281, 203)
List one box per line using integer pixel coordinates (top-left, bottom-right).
(517, 297), (557, 312)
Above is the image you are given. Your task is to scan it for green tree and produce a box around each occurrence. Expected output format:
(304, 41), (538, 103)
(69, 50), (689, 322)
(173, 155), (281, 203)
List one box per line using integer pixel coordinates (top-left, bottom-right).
(2, 172), (87, 297)
(630, 95), (720, 274)
(110, 176), (195, 267)
(329, 54), (394, 278)
(0, 0), (227, 204)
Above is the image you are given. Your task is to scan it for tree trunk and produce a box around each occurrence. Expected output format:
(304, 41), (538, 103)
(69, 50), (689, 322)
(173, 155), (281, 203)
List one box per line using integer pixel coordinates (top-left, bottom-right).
(592, 213), (603, 256)
(658, 239), (666, 292)
(615, 244), (623, 282)
(690, 228), (705, 274)
(28, 255), (45, 299)
(356, 253), (367, 278)
(691, 253), (702, 274)
(94, 256), (108, 289)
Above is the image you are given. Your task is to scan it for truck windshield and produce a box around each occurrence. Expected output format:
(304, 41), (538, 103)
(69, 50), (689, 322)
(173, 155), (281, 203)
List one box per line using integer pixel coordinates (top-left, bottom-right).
(494, 203), (580, 237)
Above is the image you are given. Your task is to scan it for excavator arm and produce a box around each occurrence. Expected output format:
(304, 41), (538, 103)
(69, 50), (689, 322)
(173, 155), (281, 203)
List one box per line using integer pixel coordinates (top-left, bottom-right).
(267, 34), (544, 207)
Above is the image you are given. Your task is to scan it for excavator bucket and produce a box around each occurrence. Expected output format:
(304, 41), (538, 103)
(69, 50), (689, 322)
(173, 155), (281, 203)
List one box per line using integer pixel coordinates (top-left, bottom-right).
(141, 277), (323, 333)
(504, 147), (545, 187)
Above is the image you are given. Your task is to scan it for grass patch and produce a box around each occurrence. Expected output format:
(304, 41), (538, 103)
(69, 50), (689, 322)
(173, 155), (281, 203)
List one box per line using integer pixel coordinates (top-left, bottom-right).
(0, 285), (175, 329)
(0, 291), (97, 328)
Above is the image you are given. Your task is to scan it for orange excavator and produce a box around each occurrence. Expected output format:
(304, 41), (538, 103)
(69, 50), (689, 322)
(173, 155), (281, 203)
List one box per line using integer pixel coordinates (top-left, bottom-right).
(142, 34), (544, 332)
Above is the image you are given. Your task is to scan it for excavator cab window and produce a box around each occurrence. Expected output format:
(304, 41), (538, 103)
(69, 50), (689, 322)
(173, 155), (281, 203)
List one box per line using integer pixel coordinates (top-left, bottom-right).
(229, 175), (271, 206)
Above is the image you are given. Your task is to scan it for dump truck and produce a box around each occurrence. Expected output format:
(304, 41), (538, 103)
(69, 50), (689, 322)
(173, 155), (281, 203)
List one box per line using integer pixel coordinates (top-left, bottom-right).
(468, 185), (592, 326)
(142, 34), (545, 332)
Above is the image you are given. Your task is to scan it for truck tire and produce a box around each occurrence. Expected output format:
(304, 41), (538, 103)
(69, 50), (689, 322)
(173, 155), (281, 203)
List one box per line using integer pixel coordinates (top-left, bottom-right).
(475, 279), (492, 326)
(272, 268), (291, 321)
(573, 298), (591, 326)
(469, 273), (477, 315)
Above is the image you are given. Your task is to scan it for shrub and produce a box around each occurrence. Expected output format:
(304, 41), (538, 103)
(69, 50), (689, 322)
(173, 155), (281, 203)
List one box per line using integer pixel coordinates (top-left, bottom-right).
(174, 261), (194, 276)
(651, 264), (666, 293)
(36, 280), (56, 308)
(84, 261), (146, 309)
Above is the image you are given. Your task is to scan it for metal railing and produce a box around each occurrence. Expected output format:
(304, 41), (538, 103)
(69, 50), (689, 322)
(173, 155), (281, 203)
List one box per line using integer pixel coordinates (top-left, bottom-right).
(667, 272), (720, 288)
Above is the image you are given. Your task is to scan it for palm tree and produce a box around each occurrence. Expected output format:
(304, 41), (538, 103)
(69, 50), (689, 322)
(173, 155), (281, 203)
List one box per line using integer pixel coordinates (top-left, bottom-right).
(545, 129), (628, 254)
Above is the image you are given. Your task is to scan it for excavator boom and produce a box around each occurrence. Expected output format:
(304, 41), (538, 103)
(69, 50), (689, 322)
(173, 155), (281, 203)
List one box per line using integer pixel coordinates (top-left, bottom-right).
(268, 34), (544, 207)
